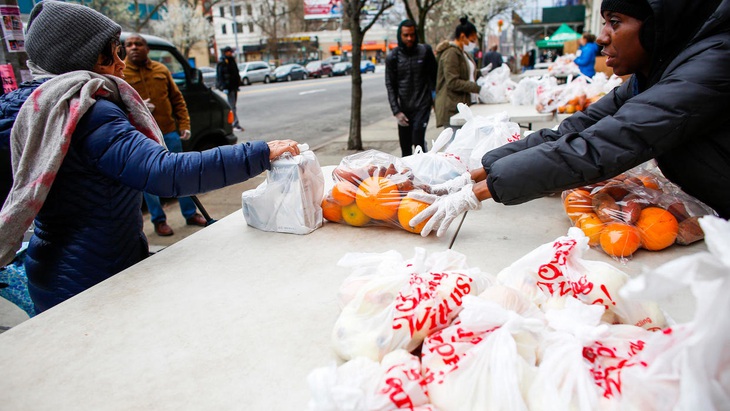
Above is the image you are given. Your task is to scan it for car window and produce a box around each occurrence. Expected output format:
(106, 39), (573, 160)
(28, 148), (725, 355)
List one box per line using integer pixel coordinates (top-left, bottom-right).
(149, 49), (186, 88)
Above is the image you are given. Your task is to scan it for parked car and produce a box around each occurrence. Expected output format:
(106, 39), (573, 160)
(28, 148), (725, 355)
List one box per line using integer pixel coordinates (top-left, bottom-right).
(199, 66), (217, 88)
(120, 32), (236, 151)
(273, 64), (308, 82)
(360, 60), (376, 73)
(324, 55), (346, 65)
(238, 61), (273, 85)
(332, 62), (352, 76)
(305, 60), (333, 78)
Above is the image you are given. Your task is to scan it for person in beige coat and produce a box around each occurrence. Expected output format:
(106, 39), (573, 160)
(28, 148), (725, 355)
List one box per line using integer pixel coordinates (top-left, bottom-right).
(434, 17), (490, 127)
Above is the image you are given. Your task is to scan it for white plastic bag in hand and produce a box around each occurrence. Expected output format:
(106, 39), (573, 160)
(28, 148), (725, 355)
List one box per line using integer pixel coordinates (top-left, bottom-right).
(445, 104), (521, 170)
(241, 149), (324, 234)
(617, 216), (730, 411)
(401, 128), (467, 186)
(332, 248), (493, 361)
(408, 184), (481, 237)
(422, 296), (542, 411)
(307, 350), (430, 411)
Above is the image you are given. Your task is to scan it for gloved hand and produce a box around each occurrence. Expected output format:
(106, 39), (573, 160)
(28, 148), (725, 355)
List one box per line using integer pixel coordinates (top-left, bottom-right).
(479, 63), (492, 76)
(143, 98), (155, 112)
(428, 172), (473, 196)
(394, 112), (409, 127)
(408, 184), (481, 237)
(180, 130), (191, 140)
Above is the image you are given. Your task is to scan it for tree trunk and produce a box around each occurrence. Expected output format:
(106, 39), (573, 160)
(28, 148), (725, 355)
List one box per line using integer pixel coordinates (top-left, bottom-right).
(347, 28), (364, 150)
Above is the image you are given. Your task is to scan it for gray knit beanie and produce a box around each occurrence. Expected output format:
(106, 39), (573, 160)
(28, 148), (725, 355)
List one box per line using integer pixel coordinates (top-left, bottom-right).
(25, 1), (122, 74)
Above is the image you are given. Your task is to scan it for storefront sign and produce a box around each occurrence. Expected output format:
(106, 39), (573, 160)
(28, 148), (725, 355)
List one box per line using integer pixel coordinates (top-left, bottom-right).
(303, 0), (342, 20)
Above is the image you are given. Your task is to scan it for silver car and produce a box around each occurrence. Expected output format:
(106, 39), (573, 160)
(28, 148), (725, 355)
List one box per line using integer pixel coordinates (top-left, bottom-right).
(238, 61), (273, 85)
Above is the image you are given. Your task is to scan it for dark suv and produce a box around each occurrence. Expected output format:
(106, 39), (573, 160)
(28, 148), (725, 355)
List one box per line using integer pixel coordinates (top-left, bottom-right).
(120, 33), (237, 151)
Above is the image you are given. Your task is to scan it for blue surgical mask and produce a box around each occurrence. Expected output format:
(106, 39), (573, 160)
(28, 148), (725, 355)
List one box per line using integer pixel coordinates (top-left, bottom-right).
(463, 41), (477, 53)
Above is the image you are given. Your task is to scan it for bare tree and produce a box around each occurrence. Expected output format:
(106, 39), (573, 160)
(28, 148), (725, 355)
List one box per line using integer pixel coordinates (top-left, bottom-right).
(252, 0), (300, 63)
(401, 0), (446, 44)
(152, 5), (214, 58)
(426, 0), (521, 45)
(75, 0), (135, 29)
(342, 0), (393, 150)
(127, 0), (168, 31)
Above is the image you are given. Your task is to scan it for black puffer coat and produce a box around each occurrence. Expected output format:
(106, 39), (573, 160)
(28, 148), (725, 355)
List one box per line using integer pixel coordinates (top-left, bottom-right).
(482, 0), (730, 218)
(385, 22), (437, 115)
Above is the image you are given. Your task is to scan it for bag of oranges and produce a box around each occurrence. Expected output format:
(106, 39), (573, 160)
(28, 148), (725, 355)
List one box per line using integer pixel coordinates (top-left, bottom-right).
(562, 165), (717, 259)
(322, 149), (441, 234)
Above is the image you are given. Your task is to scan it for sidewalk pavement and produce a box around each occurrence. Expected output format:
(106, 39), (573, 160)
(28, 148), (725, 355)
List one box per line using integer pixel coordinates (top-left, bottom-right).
(0, 110), (557, 332)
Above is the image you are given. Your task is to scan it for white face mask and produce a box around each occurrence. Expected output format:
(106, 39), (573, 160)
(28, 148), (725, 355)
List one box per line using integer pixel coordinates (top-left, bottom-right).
(463, 41), (477, 53)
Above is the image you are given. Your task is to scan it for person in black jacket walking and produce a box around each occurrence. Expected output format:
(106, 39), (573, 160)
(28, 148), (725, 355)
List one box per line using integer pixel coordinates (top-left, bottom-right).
(216, 46), (243, 131)
(385, 20), (437, 156)
(410, 0), (730, 237)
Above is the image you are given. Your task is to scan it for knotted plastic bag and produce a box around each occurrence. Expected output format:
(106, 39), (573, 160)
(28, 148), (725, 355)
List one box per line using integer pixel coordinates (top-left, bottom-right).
(332, 248), (493, 361)
(241, 146), (324, 234)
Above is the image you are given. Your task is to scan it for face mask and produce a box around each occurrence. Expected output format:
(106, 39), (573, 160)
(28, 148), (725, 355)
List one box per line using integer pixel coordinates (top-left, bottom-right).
(463, 41), (477, 53)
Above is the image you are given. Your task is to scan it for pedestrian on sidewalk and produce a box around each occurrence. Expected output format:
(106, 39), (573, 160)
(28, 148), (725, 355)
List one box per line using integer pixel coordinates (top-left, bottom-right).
(482, 45), (503, 73)
(410, 0), (730, 237)
(433, 17), (492, 127)
(0, 0), (301, 313)
(385, 19), (437, 156)
(216, 46), (243, 132)
(123, 34), (206, 236)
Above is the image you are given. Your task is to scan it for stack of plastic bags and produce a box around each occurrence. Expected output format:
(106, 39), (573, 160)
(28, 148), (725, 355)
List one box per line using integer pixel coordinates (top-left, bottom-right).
(308, 216), (730, 410)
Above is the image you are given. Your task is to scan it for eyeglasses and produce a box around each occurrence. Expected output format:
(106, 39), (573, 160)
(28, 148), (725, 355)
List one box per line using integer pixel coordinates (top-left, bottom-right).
(117, 45), (126, 60)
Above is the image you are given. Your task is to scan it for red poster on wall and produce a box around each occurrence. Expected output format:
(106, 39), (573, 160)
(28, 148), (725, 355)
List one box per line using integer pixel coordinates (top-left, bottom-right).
(0, 64), (17, 94)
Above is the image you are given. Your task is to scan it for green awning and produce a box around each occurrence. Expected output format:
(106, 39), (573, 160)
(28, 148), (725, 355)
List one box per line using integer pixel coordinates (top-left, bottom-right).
(536, 23), (581, 48)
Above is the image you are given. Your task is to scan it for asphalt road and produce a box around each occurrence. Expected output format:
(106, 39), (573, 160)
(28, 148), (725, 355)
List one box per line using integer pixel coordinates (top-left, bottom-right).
(224, 70), (392, 147)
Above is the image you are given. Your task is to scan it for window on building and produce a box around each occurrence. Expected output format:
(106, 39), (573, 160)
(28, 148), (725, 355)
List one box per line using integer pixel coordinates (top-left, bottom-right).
(219, 6), (225, 17)
(246, 4), (253, 16)
(221, 24), (227, 34)
(234, 5), (242, 16)
(236, 23), (244, 34)
(248, 22), (254, 33)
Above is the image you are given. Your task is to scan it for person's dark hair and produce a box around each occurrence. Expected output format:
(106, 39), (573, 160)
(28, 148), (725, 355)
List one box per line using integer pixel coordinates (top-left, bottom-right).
(582, 33), (596, 43)
(401, 19), (416, 29)
(455, 17), (477, 39)
(97, 35), (121, 67)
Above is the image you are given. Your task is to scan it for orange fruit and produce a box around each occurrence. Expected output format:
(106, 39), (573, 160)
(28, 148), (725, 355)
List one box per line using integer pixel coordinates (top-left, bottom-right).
(321, 195), (343, 223)
(576, 212), (605, 246)
(563, 189), (593, 221)
(600, 222), (641, 258)
(355, 176), (400, 221)
(331, 181), (357, 206)
(565, 104), (576, 114)
(397, 197), (431, 234)
(638, 175), (660, 190)
(341, 202), (371, 227)
(636, 207), (679, 251)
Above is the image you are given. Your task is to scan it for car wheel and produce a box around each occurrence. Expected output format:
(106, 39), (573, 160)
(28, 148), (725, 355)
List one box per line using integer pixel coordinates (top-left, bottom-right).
(303, 73), (308, 80)
(328, 72), (333, 77)
(242, 77), (250, 86)
(264, 76), (270, 84)
(287, 74), (292, 82)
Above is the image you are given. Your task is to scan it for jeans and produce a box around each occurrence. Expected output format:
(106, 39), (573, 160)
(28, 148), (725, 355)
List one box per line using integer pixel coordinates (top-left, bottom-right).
(397, 106), (431, 156)
(143, 131), (197, 223)
(226, 88), (240, 128)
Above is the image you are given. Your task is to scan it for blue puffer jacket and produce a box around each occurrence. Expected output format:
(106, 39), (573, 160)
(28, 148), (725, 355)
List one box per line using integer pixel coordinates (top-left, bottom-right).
(573, 42), (599, 78)
(22, 98), (270, 312)
(0, 79), (49, 206)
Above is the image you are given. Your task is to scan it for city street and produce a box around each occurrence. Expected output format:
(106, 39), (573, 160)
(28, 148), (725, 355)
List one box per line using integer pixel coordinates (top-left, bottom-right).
(224, 70), (392, 148)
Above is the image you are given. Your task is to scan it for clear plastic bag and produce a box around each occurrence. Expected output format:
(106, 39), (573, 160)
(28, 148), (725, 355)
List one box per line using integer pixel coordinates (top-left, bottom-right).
(332, 248), (493, 362)
(322, 149), (438, 234)
(241, 149), (324, 234)
(476, 65), (516, 104)
(561, 164), (717, 259)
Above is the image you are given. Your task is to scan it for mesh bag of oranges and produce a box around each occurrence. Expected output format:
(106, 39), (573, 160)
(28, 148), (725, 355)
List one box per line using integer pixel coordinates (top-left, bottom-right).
(322, 150), (445, 235)
(562, 165), (717, 259)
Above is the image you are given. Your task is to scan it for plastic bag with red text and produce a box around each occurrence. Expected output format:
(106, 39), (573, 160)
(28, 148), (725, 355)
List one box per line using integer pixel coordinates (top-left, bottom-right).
(561, 163), (717, 260)
(332, 248), (493, 362)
